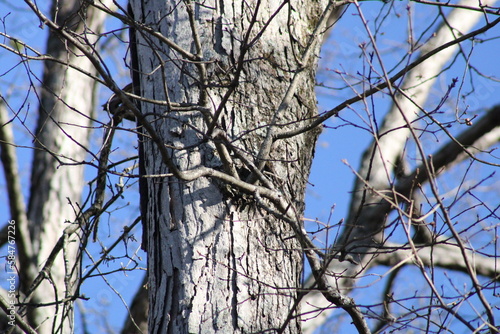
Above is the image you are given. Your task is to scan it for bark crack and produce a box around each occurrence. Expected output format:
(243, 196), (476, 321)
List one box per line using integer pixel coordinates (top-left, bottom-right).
(228, 210), (239, 331)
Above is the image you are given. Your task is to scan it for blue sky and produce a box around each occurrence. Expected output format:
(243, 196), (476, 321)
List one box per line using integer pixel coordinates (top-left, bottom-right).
(1, 1), (500, 333)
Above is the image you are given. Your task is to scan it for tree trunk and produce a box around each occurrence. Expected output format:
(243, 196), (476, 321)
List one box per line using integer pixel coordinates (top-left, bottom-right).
(25, 1), (109, 332)
(129, 0), (327, 332)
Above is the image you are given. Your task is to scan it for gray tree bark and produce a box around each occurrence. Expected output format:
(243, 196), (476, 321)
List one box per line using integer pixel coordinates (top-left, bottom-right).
(129, 0), (329, 332)
(2, 0), (497, 333)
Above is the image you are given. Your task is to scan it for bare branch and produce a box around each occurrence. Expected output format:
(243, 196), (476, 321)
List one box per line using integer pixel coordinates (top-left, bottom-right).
(0, 102), (32, 258)
(277, 15), (500, 140)
(372, 241), (500, 282)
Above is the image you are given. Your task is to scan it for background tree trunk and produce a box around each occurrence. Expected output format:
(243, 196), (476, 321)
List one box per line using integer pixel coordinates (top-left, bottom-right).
(301, 0), (499, 332)
(130, 0), (328, 332)
(23, 1), (109, 332)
